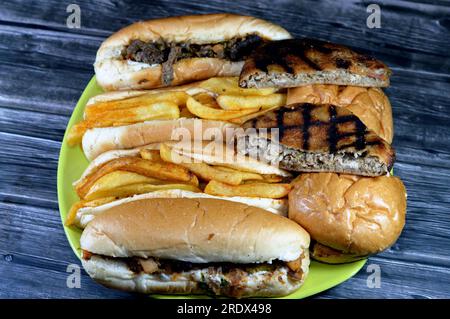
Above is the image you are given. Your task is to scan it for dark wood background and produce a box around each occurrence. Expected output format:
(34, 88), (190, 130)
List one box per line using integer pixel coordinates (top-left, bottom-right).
(1, 0), (449, 298)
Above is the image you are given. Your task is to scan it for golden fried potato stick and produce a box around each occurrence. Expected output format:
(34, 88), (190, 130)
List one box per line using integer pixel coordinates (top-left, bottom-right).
(217, 94), (286, 110)
(204, 180), (291, 199)
(75, 157), (199, 198)
(67, 101), (180, 146)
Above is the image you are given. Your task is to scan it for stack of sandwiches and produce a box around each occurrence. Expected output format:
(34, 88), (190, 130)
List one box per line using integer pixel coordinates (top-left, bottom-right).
(66, 14), (407, 298)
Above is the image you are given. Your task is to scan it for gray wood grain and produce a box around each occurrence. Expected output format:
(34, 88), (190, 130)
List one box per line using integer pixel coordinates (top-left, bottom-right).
(0, 0), (449, 298)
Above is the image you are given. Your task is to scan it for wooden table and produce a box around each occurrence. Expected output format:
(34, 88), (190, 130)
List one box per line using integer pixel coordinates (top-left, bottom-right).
(1, 0), (449, 298)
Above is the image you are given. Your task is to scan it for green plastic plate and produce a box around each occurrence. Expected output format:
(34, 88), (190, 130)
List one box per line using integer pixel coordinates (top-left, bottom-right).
(57, 76), (366, 299)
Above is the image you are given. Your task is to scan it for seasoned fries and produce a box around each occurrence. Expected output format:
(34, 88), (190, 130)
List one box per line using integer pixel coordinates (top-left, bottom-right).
(199, 77), (277, 96)
(84, 170), (162, 200)
(160, 143), (243, 185)
(67, 101), (180, 146)
(204, 180), (291, 199)
(140, 149), (163, 162)
(228, 104), (283, 125)
(217, 94), (286, 110)
(65, 197), (117, 226)
(84, 91), (189, 118)
(186, 96), (258, 120)
(193, 92), (221, 109)
(75, 157), (199, 198)
(85, 183), (201, 201)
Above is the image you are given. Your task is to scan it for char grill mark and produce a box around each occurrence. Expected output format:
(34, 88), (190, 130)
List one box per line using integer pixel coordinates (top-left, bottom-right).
(253, 104), (380, 153)
(252, 39), (342, 74)
(328, 105), (338, 153)
(301, 105), (311, 150)
(253, 39), (327, 73)
(254, 50), (294, 73)
(335, 58), (351, 69)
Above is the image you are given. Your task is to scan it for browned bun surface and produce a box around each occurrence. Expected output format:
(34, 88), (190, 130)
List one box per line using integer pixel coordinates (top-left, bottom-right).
(95, 14), (292, 90)
(288, 173), (406, 256)
(81, 197), (310, 263)
(287, 85), (393, 143)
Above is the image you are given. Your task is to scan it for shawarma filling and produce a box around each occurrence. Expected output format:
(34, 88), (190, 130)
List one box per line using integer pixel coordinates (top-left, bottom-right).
(83, 251), (305, 297)
(122, 35), (264, 85)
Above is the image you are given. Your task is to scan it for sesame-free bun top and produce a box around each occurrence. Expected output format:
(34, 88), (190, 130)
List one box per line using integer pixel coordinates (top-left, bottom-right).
(100, 13), (291, 48)
(287, 85), (393, 143)
(95, 14), (292, 90)
(289, 173), (406, 256)
(81, 198), (310, 263)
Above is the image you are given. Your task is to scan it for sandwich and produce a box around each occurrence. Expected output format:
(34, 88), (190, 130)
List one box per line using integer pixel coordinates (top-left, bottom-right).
(286, 84), (393, 143)
(80, 197), (310, 297)
(67, 77), (287, 160)
(239, 38), (391, 89)
(66, 142), (292, 228)
(288, 172), (407, 263)
(238, 103), (395, 176)
(94, 14), (291, 91)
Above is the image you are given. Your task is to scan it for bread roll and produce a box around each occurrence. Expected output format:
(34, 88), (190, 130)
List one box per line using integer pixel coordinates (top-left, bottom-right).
(287, 85), (393, 143)
(74, 189), (288, 228)
(82, 118), (237, 161)
(95, 14), (291, 91)
(289, 173), (406, 257)
(81, 198), (310, 263)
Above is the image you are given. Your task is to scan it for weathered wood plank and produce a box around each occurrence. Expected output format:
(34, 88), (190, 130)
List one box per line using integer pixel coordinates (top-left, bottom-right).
(0, 0), (449, 75)
(319, 257), (450, 299)
(0, 107), (68, 141)
(1, 0), (449, 299)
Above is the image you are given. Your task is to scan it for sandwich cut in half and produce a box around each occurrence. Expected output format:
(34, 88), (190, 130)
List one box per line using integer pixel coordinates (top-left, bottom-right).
(80, 198), (310, 298)
(239, 103), (395, 176)
(95, 14), (291, 91)
(66, 142), (292, 229)
(239, 38), (391, 88)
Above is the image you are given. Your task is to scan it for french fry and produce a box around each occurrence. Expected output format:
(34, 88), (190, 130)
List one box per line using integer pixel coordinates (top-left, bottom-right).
(217, 94), (286, 110)
(160, 144), (243, 185)
(186, 96), (259, 120)
(84, 170), (162, 200)
(180, 107), (196, 118)
(228, 104), (283, 125)
(85, 91), (189, 118)
(85, 183), (201, 201)
(199, 77), (278, 96)
(213, 166), (264, 181)
(204, 180), (291, 199)
(67, 101), (180, 146)
(193, 92), (221, 109)
(65, 197), (116, 226)
(140, 149), (163, 162)
(75, 157), (199, 198)
(261, 174), (284, 183)
(166, 140), (291, 177)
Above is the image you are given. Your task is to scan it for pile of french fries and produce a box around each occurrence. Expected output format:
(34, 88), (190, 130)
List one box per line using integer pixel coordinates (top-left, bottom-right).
(67, 77), (287, 145)
(66, 143), (291, 226)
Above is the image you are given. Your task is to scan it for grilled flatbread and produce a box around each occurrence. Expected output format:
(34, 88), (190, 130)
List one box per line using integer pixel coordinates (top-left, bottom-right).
(239, 39), (391, 88)
(239, 103), (395, 176)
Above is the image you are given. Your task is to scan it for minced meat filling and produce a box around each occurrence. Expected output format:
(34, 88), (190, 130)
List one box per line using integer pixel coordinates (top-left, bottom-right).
(123, 34), (264, 65)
